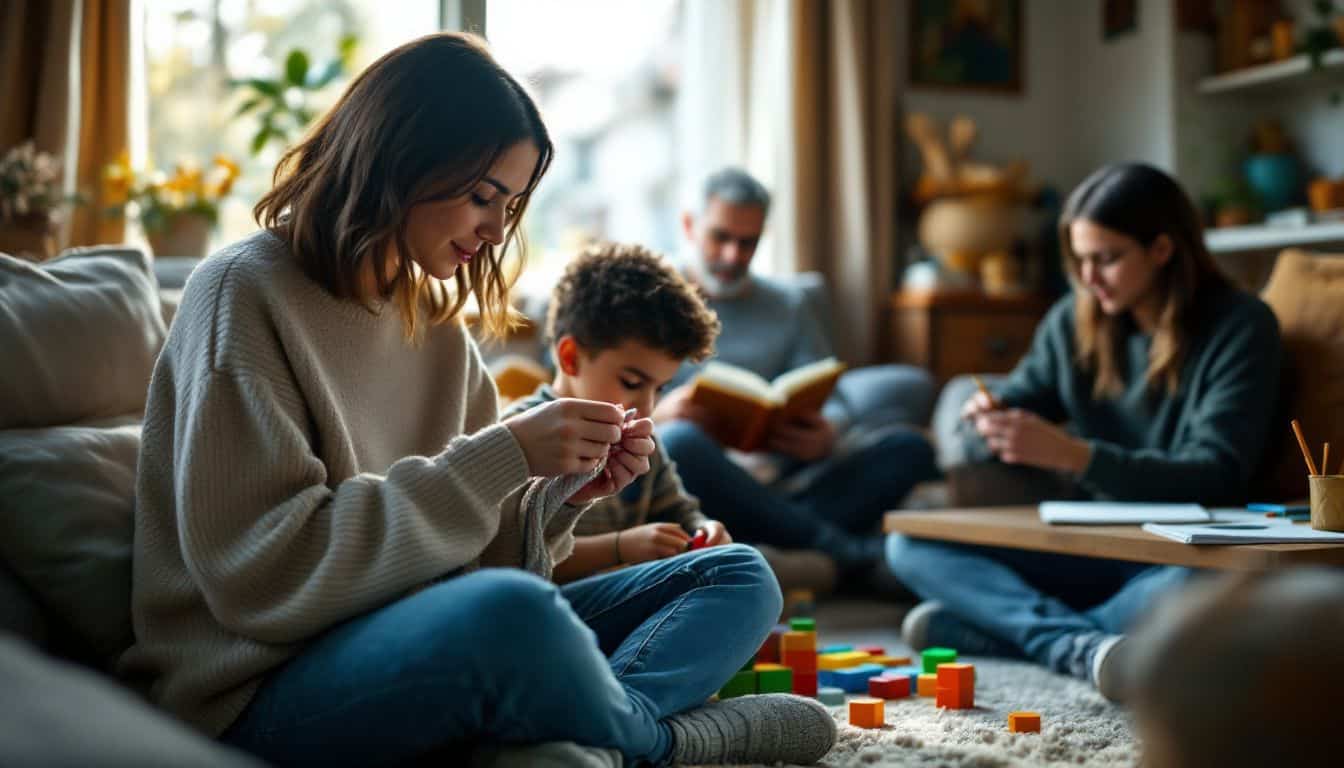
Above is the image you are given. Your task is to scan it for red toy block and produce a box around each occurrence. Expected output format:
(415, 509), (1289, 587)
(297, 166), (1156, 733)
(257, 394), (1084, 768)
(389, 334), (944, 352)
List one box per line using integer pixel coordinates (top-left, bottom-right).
(860, 645), (886, 656)
(1008, 711), (1041, 733)
(935, 663), (975, 709)
(867, 675), (910, 699)
(793, 671), (818, 696)
(848, 698), (884, 729)
(756, 625), (785, 663)
(688, 529), (709, 550)
(782, 649), (818, 673)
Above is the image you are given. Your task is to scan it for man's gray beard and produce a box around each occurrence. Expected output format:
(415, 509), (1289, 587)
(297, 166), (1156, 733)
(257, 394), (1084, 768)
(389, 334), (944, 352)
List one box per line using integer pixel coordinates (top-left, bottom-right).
(693, 262), (751, 299)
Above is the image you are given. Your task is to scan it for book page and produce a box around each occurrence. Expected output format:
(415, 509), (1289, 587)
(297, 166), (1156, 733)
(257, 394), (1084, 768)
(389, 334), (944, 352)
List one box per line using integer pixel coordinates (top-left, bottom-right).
(695, 361), (779, 406)
(770, 357), (844, 401)
(1039, 502), (1211, 525)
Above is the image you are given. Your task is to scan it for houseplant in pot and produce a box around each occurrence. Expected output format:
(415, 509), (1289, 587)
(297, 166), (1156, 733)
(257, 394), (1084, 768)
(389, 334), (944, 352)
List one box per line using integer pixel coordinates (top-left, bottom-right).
(103, 152), (240, 258)
(0, 141), (78, 260)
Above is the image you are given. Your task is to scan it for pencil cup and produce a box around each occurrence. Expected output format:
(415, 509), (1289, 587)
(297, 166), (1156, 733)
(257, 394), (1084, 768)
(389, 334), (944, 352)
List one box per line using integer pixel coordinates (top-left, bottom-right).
(1309, 475), (1344, 532)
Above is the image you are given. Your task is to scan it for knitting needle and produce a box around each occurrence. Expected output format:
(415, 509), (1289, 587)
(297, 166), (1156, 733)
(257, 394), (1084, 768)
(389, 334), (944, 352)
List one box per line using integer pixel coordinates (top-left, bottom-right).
(1291, 420), (1319, 476)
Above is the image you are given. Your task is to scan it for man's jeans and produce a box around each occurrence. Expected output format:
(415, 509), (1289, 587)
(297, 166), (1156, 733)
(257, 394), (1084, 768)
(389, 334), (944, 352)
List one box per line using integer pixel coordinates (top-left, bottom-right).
(223, 544), (781, 767)
(886, 535), (1195, 676)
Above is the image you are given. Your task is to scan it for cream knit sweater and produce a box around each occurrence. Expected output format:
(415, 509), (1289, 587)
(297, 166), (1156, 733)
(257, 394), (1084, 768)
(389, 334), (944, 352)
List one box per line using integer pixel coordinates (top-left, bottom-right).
(119, 231), (592, 736)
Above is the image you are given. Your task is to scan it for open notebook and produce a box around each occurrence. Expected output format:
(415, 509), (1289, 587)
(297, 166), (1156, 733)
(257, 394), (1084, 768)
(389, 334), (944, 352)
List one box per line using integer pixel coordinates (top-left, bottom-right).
(1142, 520), (1344, 544)
(1039, 502), (1212, 525)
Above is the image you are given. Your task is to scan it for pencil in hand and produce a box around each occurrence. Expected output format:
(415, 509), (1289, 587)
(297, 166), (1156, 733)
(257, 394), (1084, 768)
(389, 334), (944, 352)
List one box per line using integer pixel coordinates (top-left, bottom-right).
(972, 375), (1001, 411)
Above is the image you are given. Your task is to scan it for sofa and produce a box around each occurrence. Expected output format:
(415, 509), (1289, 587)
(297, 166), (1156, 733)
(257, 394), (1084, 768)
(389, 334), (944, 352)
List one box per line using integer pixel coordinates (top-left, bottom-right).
(0, 246), (260, 766)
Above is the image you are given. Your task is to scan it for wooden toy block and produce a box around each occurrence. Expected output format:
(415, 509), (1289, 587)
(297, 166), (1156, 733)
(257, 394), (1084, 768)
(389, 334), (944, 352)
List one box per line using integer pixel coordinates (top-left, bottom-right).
(756, 665), (793, 694)
(887, 665), (922, 687)
(881, 655), (913, 667)
(818, 651), (871, 670)
(860, 645), (886, 656)
(848, 698), (885, 729)
(793, 671), (818, 696)
(833, 663), (887, 693)
(818, 669), (837, 687)
(1008, 711), (1041, 733)
(789, 617), (816, 632)
(781, 631), (817, 653)
(754, 663), (788, 671)
(756, 625), (786, 664)
(917, 673), (938, 697)
(921, 647), (957, 673)
(718, 670), (756, 699)
(935, 686), (974, 709)
(868, 675), (910, 699)
(936, 663), (975, 691)
(782, 649), (818, 672)
(820, 643), (854, 654)
(817, 687), (846, 706)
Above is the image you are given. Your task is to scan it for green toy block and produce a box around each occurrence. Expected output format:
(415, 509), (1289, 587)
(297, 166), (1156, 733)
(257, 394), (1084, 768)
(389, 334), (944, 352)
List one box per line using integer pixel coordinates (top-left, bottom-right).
(921, 647), (957, 674)
(756, 666), (793, 694)
(789, 617), (816, 632)
(719, 670), (757, 699)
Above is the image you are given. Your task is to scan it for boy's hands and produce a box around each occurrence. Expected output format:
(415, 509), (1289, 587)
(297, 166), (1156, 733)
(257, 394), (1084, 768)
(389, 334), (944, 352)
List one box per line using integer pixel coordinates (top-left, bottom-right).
(618, 522), (691, 563)
(567, 416), (655, 504)
(700, 520), (732, 547)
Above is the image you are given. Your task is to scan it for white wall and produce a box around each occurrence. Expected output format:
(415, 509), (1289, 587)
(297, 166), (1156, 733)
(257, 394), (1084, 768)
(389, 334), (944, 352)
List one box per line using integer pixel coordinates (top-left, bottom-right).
(896, 0), (1177, 197)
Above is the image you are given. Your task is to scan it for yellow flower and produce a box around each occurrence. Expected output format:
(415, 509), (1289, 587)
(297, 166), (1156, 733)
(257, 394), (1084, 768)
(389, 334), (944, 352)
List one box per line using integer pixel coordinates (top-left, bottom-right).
(205, 155), (240, 200)
(101, 149), (134, 207)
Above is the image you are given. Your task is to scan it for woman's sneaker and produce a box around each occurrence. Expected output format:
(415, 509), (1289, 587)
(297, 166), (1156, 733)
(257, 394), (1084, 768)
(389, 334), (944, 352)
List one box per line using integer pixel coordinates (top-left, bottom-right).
(901, 601), (1021, 658)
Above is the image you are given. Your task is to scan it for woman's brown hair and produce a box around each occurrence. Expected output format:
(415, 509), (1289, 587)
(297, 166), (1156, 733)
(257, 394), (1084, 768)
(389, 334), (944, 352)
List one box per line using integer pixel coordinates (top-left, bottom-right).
(1060, 163), (1231, 398)
(254, 32), (553, 339)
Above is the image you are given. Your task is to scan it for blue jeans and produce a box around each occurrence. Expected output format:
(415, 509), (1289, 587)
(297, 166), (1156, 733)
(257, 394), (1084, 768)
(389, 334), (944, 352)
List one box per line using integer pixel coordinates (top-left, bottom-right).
(885, 535), (1196, 674)
(659, 421), (936, 545)
(222, 544), (781, 767)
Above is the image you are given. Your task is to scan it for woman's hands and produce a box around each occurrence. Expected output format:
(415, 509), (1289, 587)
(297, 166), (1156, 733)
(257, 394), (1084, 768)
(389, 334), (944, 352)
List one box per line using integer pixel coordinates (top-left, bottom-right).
(617, 522), (691, 564)
(699, 520), (732, 547)
(971, 407), (1092, 474)
(502, 398), (655, 503)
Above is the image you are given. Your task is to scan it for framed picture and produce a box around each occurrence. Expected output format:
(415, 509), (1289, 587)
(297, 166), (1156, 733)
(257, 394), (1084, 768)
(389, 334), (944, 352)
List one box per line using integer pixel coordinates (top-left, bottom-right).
(908, 0), (1023, 94)
(1104, 0), (1138, 40)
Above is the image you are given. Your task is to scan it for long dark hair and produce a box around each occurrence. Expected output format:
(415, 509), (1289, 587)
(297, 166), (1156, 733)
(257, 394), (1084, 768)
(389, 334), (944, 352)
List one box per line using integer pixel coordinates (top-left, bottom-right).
(1060, 163), (1230, 397)
(254, 32), (554, 339)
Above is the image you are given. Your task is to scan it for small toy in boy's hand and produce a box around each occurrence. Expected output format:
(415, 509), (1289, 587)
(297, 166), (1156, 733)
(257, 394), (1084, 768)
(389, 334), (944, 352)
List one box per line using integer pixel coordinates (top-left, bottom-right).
(687, 528), (709, 550)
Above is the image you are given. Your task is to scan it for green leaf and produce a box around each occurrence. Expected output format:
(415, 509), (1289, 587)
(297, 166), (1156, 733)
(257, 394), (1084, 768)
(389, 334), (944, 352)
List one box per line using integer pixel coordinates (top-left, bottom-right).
(251, 127), (273, 155)
(338, 34), (358, 69)
(285, 50), (310, 87)
(233, 96), (264, 117)
(242, 78), (282, 97)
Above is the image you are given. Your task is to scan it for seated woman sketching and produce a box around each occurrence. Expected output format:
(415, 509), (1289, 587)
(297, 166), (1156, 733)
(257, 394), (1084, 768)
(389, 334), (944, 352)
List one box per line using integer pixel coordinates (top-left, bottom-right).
(885, 163), (1283, 700)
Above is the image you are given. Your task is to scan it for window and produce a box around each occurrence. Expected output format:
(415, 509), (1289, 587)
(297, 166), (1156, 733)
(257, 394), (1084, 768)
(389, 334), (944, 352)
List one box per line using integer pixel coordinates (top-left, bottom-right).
(486, 0), (682, 292)
(143, 0), (438, 247)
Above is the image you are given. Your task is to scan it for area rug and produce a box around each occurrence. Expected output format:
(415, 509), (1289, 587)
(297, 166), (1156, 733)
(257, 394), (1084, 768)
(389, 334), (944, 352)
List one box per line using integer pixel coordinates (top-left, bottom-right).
(727, 599), (1142, 768)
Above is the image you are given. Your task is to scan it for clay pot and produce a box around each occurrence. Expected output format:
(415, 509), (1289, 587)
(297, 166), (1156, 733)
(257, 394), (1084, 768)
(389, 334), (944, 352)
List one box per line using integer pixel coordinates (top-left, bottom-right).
(917, 197), (1024, 279)
(146, 212), (212, 258)
(0, 214), (58, 261)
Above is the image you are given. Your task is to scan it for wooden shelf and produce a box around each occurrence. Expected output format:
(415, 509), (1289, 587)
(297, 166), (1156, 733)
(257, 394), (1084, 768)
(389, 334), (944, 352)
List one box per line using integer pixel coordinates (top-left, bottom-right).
(1198, 49), (1344, 95)
(1205, 221), (1344, 253)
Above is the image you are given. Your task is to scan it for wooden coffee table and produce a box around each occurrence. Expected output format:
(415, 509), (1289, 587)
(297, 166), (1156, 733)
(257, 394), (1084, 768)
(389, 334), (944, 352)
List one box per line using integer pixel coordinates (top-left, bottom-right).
(884, 506), (1344, 571)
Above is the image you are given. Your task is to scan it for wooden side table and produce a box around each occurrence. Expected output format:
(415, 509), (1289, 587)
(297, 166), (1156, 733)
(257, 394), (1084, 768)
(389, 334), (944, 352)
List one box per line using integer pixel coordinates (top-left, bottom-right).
(887, 290), (1050, 385)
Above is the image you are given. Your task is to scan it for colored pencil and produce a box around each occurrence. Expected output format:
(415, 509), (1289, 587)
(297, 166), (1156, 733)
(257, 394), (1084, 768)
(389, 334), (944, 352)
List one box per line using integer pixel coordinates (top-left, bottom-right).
(1292, 420), (1319, 476)
(972, 375), (1001, 410)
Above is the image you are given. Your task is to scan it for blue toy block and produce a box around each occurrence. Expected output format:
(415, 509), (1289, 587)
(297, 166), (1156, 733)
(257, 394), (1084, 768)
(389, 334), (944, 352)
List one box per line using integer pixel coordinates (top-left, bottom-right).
(820, 644), (854, 654)
(887, 665), (922, 689)
(833, 663), (887, 693)
(818, 669), (837, 687)
(817, 687), (846, 706)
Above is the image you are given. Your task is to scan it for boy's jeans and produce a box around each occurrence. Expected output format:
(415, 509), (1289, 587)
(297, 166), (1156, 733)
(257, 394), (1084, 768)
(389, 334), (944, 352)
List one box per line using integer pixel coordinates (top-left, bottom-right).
(223, 544), (781, 767)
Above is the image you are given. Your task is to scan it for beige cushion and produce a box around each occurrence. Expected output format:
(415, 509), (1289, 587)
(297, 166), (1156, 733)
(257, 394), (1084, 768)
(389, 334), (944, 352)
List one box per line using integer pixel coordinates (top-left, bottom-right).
(1257, 249), (1344, 500)
(0, 246), (165, 429)
(0, 418), (140, 667)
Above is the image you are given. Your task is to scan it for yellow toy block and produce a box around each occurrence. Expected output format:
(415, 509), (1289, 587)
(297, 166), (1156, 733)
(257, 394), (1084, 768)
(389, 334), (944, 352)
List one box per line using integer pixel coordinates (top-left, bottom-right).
(917, 673), (937, 696)
(818, 651), (871, 670)
(872, 655), (912, 667)
(753, 663), (788, 672)
(781, 631), (817, 653)
(848, 697), (885, 729)
(1008, 711), (1041, 733)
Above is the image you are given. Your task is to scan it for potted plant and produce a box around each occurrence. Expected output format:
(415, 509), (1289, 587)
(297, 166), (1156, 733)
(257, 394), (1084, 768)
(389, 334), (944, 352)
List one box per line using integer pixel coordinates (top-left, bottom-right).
(103, 152), (241, 258)
(0, 141), (78, 260)
(231, 35), (357, 155)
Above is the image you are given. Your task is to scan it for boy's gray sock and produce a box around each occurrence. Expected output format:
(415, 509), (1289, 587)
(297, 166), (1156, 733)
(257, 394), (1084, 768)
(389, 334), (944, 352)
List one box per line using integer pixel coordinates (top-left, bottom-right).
(666, 693), (836, 765)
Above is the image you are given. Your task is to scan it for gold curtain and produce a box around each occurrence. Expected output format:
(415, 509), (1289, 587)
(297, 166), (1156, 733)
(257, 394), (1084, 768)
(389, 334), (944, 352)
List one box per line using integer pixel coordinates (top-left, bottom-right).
(0, 0), (130, 249)
(787, 0), (900, 365)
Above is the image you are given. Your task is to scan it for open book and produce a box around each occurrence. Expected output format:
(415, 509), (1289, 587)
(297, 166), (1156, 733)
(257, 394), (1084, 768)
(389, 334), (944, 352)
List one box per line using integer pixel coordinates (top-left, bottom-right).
(688, 357), (845, 452)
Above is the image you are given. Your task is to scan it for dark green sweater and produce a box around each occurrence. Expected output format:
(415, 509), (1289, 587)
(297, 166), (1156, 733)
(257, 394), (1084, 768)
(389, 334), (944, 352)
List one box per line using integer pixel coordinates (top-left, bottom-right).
(993, 287), (1282, 505)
